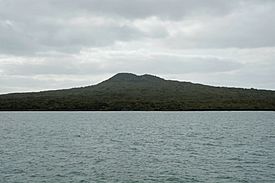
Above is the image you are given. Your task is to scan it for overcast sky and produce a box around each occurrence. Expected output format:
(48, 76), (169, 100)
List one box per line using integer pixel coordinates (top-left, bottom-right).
(0, 0), (275, 93)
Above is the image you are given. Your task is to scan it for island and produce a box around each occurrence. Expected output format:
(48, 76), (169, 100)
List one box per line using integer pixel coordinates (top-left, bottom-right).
(0, 73), (274, 111)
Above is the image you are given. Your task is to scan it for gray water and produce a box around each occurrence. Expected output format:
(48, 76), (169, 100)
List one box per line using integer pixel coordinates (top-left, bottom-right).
(0, 112), (275, 183)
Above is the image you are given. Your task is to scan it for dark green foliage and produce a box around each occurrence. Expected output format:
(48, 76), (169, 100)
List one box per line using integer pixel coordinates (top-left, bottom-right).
(0, 73), (275, 111)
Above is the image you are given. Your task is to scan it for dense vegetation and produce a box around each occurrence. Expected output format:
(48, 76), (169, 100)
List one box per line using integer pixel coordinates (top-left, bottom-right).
(0, 73), (275, 111)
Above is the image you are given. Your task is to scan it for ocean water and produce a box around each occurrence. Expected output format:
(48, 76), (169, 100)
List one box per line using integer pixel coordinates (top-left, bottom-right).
(0, 111), (274, 183)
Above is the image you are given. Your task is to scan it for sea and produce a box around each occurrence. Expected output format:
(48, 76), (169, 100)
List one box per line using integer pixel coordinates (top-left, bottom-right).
(0, 111), (274, 183)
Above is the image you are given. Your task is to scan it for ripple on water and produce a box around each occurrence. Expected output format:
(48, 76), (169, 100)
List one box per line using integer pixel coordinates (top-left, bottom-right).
(0, 111), (274, 183)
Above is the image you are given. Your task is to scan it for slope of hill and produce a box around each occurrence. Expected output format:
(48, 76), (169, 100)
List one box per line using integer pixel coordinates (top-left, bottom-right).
(0, 73), (275, 111)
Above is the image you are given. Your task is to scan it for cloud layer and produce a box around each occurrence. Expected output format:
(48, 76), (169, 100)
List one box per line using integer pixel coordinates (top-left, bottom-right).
(0, 0), (275, 93)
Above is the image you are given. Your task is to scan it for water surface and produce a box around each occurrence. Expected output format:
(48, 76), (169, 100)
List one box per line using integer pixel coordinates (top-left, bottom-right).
(0, 111), (274, 183)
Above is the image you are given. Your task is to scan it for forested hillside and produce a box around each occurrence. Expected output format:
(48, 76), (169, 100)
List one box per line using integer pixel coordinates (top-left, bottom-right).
(0, 73), (275, 111)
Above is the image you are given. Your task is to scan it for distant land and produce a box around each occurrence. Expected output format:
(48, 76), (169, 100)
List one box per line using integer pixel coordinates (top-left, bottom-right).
(0, 73), (275, 111)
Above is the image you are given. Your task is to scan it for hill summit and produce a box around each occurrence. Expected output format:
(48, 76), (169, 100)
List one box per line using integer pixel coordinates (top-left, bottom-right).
(103, 73), (164, 82)
(0, 73), (275, 111)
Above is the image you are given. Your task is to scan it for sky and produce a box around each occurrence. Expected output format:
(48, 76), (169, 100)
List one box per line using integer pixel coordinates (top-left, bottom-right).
(0, 0), (275, 94)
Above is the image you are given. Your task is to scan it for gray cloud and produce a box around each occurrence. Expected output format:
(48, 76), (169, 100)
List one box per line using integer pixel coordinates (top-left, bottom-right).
(0, 53), (242, 76)
(54, 0), (238, 20)
(1, 0), (238, 20)
(0, 14), (144, 55)
(166, 2), (275, 49)
(1, 0), (274, 56)
(0, 0), (275, 93)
